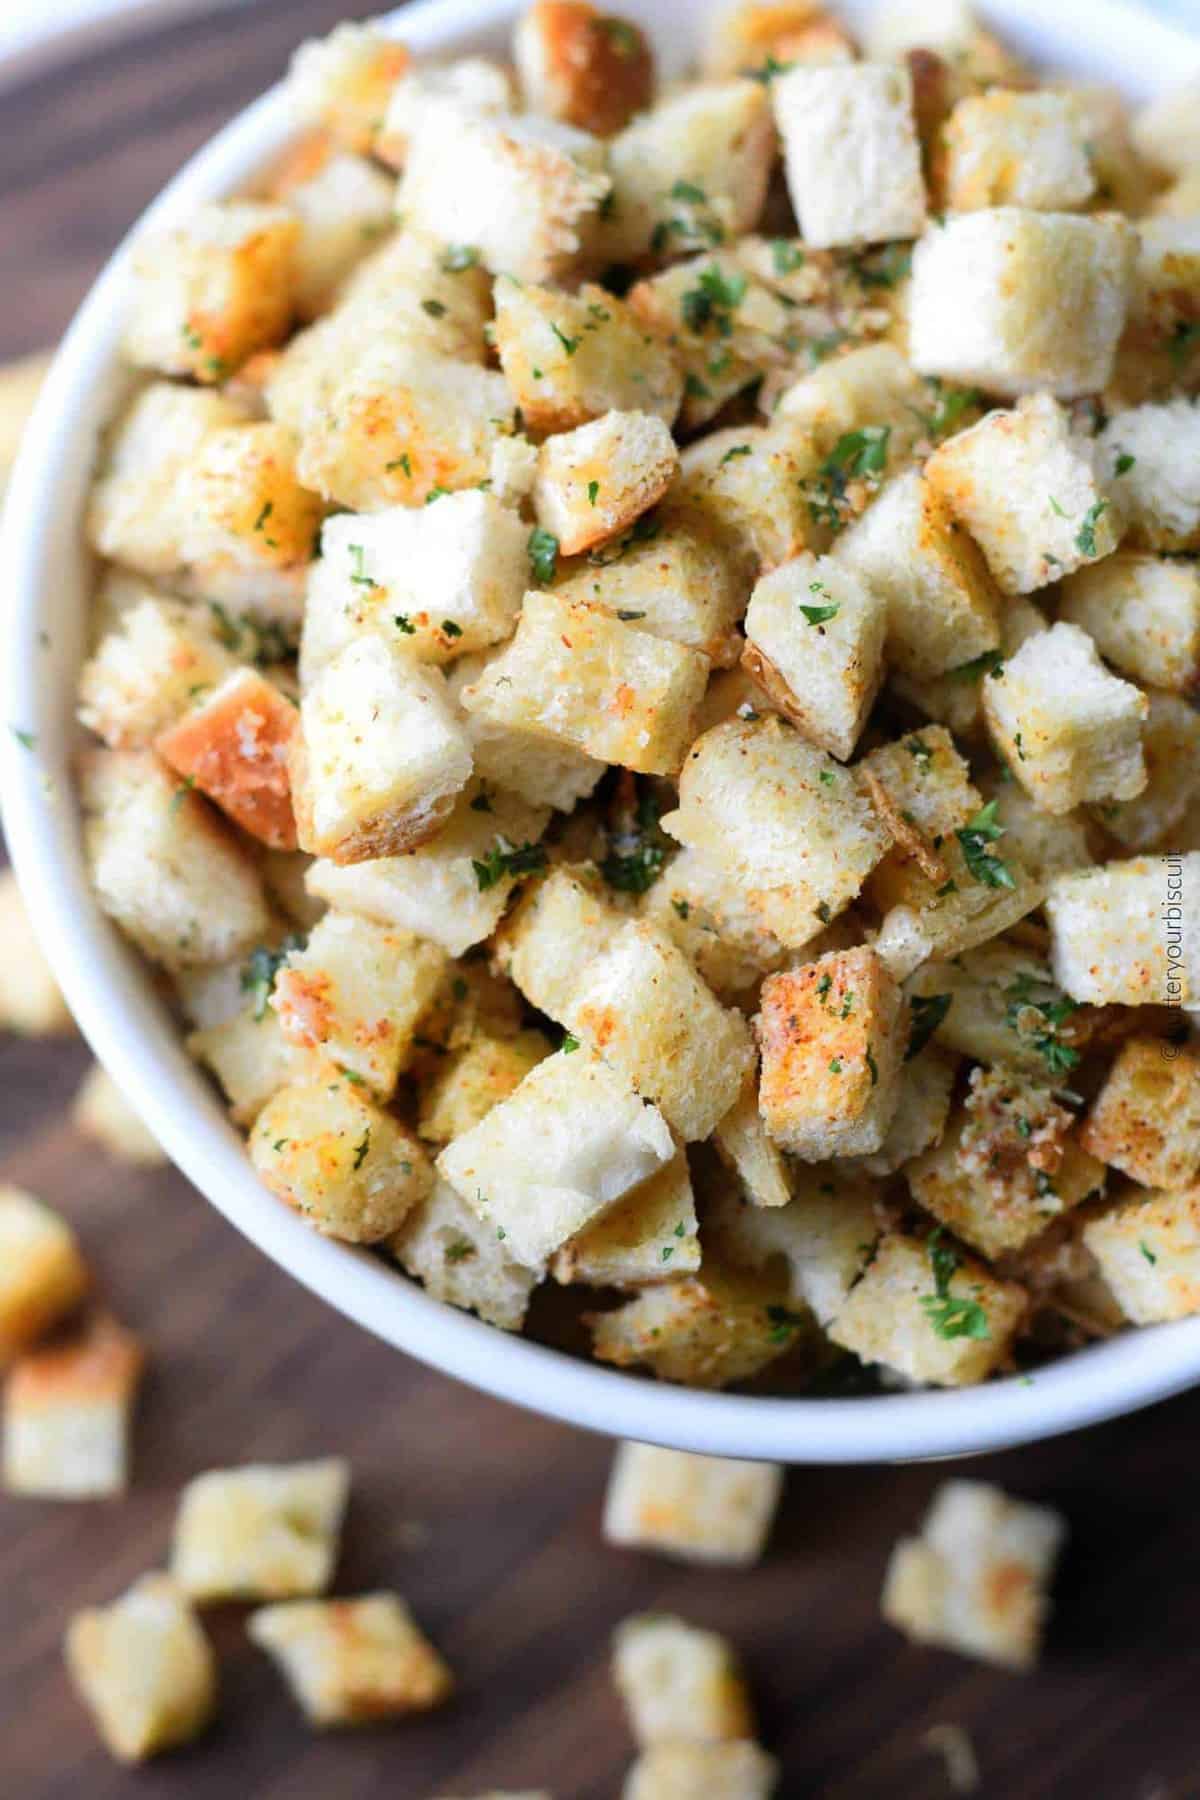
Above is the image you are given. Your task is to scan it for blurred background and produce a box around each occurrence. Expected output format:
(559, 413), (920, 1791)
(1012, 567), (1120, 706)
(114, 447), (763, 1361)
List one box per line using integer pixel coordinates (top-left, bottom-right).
(4, 3), (1200, 1797)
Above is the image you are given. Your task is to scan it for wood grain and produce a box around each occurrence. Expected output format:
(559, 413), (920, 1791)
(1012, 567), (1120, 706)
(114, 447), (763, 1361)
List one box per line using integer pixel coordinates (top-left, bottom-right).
(4, 6), (1200, 1797)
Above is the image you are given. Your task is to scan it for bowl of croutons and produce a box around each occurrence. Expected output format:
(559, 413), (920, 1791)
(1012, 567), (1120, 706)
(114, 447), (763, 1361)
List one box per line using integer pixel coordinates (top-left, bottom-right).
(4, 0), (1200, 1464)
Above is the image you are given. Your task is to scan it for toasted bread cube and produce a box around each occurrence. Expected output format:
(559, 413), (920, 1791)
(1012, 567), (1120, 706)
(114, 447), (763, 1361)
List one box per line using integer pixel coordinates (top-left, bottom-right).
(155, 667), (299, 851)
(1083, 1185), (1200, 1323)
(613, 1614), (753, 1748)
(89, 382), (243, 565)
(170, 1458), (349, 1602)
(888, 594), (1046, 741)
(828, 1231), (1026, 1386)
(661, 717), (888, 946)
(534, 411), (678, 557)
(553, 1151), (700, 1287)
(712, 1075), (791, 1209)
(400, 100), (609, 283)
(301, 494), (529, 681)
(376, 55), (515, 164)
(882, 1480), (1065, 1668)
(975, 773), (1095, 883)
(460, 590), (707, 777)
(907, 942), (1080, 1077)
(774, 344), (931, 471)
(391, 1176), (541, 1332)
(72, 1066), (165, 1166)
(496, 864), (626, 1017)
(910, 211), (1135, 398)
(554, 513), (744, 664)
(418, 1028), (553, 1144)
(644, 846), (789, 1002)
(982, 622), (1148, 817)
(438, 1048), (675, 1267)
(446, 654), (605, 813)
(271, 913), (447, 1095)
(77, 597), (238, 749)
(248, 1593), (452, 1726)
(859, 1047), (957, 1179)
(1081, 1038), (1200, 1191)
(514, 1), (654, 135)
(837, 467), (1001, 680)
(65, 1575), (216, 1764)
(1132, 74), (1200, 177)
(339, 226), (494, 353)
(1125, 217), (1200, 359)
(1061, 554), (1200, 698)
(624, 1741), (778, 1800)
(1099, 400), (1200, 554)
(1047, 856), (1200, 1008)
(589, 1261), (796, 1387)
(773, 62), (925, 249)
(673, 427), (817, 567)
(188, 1003), (307, 1126)
(82, 748), (269, 971)
(269, 144), (394, 320)
(603, 1442), (782, 1565)
(600, 80), (774, 262)
(289, 21), (410, 156)
(495, 277), (681, 436)
(3, 1311), (143, 1499)
(756, 950), (907, 1160)
(872, 826), (1045, 981)
(0, 870), (72, 1035)
(942, 90), (1093, 212)
(293, 642), (472, 863)
(862, 723), (981, 912)
(1095, 690), (1200, 851)
(742, 553), (884, 759)
(250, 1071), (434, 1243)
(708, 1166), (881, 1325)
(123, 201), (298, 382)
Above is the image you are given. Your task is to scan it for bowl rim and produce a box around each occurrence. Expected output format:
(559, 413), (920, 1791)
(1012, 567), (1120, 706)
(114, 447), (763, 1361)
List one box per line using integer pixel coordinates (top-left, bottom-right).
(5, 0), (1200, 1466)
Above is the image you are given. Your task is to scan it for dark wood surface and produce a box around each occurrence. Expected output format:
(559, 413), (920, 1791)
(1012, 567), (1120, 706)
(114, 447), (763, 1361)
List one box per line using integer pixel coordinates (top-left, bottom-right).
(4, 6), (1200, 1796)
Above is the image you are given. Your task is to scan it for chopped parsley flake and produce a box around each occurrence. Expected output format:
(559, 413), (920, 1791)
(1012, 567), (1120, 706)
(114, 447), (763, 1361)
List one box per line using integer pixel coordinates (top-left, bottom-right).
(921, 1228), (989, 1341)
(671, 179), (707, 203)
(551, 322), (581, 356)
(1004, 970), (1080, 1076)
(421, 297), (447, 318)
(672, 898), (690, 920)
(587, 479), (600, 505)
(616, 609), (646, 620)
(10, 727), (35, 750)
(441, 618), (463, 639)
(527, 527), (559, 585)
(955, 799), (1015, 890)
(348, 543), (377, 589)
(562, 1034), (581, 1054)
(906, 992), (951, 1060)
(445, 1240), (476, 1263)
(1140, 1240), (1158, 1265)
(771, 240), (804, 275)
(1076, 499), (1109, 557)
(352, 1128), (371, 1171)
(720, 443), (752, 466)
(394, 613), (416, 635)
(1114, 450), (1136, 476)
(471, 837), (549, 891)
(800, 602), (840, 625)
(602, 785), (671, 895)
(240, 935), (304, 1021)
(949, 648), (1004, 682)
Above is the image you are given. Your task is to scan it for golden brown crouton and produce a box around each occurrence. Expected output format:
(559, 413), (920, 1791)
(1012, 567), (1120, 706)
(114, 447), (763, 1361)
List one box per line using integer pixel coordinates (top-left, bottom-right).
(613, 1612), (755, 1746)
(0, 1188), (90, 1362)
(603, 1440), (782, 1564)
(171, 1458), (349, 1602)
(65, 1575), (216, 1763)
(1081, 1037), (1200, 1191)
(514, 2), (655, 136)
(3, 1311), (143, 1498)
(248, 1593), (453, 1726)
(156, 667), (299, 851)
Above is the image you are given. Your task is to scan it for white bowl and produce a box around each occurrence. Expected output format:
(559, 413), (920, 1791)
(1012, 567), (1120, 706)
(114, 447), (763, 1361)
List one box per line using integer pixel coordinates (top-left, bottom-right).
(4, 0), (1200, 1465)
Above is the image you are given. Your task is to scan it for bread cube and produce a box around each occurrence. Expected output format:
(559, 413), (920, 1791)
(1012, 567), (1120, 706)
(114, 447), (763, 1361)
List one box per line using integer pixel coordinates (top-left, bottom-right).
(882, 1480), (1065, 1668)
(672, 427), (817, 567)
(155, 667), (299, 851)
(248, 1592), (452, 1726)
(1099, 399), (1200, 553)
(942, 91), (1093, 212)
(123, 201), (299, 382)
(72, 1067), (164, 1166)
(862, 724), (981, 913)
(1125, 216), (1200, 360)
(773, 62), (925, 249)
(858, 1047), (957, 1178)
(627, 257), (794, 433)
(82, 748), (269, 971)
(400, 99), (609, 283)
(1083, 1185), (1200, 1323)
(661, 717), (888, 947)
(188, 1002), (307, 1126)
(1047, 855), (1200, 1008)
(774, 344), (932, 471)
(250, 1070), (434, 1243)
(837, 467), (1001, 680)
(603, 1441), (782, 1565)
(623, 1742), (778, 1800)
(514, 1), (654, 136)
(438, 1047), (674, 1268)
(982, 622), (1148, 817)
(872, 820), (1045, 982)
(974, 773), (1095, 884)
(1081, 1037), (1200, 1191)
(0, 869), (73, 1035)
(644, 846), (789, 1002)
(534, 411), (678, 557)
(613, 1613), (753, 1748)
(712, 1075), (791, 1210)
(446, 654), (605, 813)
(742, 552), (884, 759)
(863, 0), (982, 59)
(170, 1458), (349, 1602)
(1060, 553), (1200, 697)
(828, 1231), (1027, 1386)
(708, 1165), (881, 1326)
(392, 1176), (540, 1331)
(495, 863), (627, 1018)
(756, 949), (907, 1160)
(888, 594), (1046, 741)
(292, 641), (472, 863)
(1132, 74), (1200, 176)
(418, 1028), (552, 1145)
(269, 143), (394, 320)
(288, 21), (410, 156)
(460, 590), (707, 777)
(376, 53), (514, 164)
(3, 1311), (142, 1498)
(65, 1575), (216, 1763)
(600, 79), (774, 262)
(552, 1151), (700, 1287)
(77, 597), (237, 750)
(910, 210), (1135, 398)
(1094, 690), (1200, 851)
(588, 1261), (797, 1387)
(495, 278), (681, 435)
(554, 512), (745, 664)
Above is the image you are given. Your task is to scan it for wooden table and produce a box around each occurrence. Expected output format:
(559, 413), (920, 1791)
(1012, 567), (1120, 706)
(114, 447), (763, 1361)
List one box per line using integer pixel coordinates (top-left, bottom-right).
(3, 7), (1200, 1795)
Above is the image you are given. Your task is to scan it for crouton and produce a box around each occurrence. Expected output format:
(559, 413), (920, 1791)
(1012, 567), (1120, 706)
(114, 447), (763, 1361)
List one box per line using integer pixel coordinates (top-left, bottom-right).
(1100, 399), (1200, 553)
(858, 1047), (957, 1178)
(772, 62), (925, 249)
(872, 812), (1046, 983)
(71, 1066), (165, 1166)
(603, 1441), (782, 1565)
(712, 1075), (792, 1209)
(1047, 855), (1200, 1008)
(705, 1), (856, 76)
(289, 21), (410, 156)
(514, 2), (655, 135)
(908, 944), (1089, 1079)
(773, 344), (932, 469)
(672, 426), (817, 566)
(445, 654), (605, 814)
(982, 622), (1147, 817)
(837, 466), (1001, 680)
(438, 1047), (675, 1267)
(1131, 74), (1200, 177)
(391, 1176), (541, 1332)
(418, 1028), (553, 1145)
(3, 1312), (142, 1499)
(460, 589), (707, 777)
(707, 1165), (881, 1325)
(1094, 690), (1200, 851)
(623, 1741), (778, 1800)
(170, 1458), (349, 1602)
(829, 1230), (1027, 1386)
(644, 846), (789, 1002)
(123, 201), (299, 382)
(862, 724), (981, 912)
(613, 1613), (753, 1748)
(495, 863), (627, 1018)
(82, 748), (269, 971)
(248, 1593), (452, 1726)
(1083, 1185), (1200, 1323)
(155, 667), (299, 851)
(1059, 553), (1200, 697)
(588, 1260), (798, 1387)
(742, 552), (884, 759)
(1122, 217), (1200, 379)
(882, 1480), (1065, 1668)
(627, 256), (794, 433)
(377, 57), (515, 165)
(399, 100), (609, 282)
(926, 395), (1122, 595)
(942, 90), (1093, 211)
(888, 596), (1046, 741)
(661, 716), (888, 947)
(910, 210), (1135, 398)
(974, 774), (1095, 883)
(554, 512), (744, 664)
(1081, 1038), (1200, 1191)
(250, 1070), (434, 1243)
(65, 1575), (216, 1763)
(77, 597), (238, 750)
(552, 1151), (700, 1286)
(188, 999), (307, 1126)
(534, 411), (678, 557)
(268, 144), (394, 320)
(0, 870), (72, 1035)
(494, 279), (681, 437)
(292, 641), (472, 863)
(756, 949), (907, 1160)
